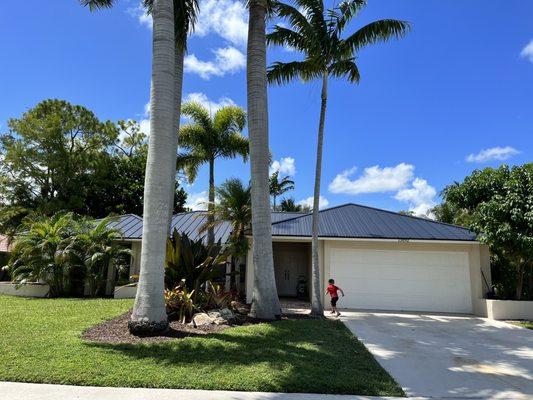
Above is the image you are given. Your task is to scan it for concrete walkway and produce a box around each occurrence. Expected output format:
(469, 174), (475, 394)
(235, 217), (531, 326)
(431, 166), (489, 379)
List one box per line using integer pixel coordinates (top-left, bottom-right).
(341, 311), (533, 400)
(0, 382), (416, 400)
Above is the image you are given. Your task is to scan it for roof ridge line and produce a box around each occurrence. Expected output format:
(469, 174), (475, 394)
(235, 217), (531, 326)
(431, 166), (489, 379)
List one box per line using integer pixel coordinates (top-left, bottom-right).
(343, 202), (473, 232)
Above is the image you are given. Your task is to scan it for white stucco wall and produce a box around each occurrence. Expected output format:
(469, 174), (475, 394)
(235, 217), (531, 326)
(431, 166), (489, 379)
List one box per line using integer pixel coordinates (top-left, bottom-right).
(245, 238), (491, 316)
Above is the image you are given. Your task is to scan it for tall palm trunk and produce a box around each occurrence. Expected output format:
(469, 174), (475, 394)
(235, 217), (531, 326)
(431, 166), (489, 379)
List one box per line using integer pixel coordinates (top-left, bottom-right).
(169, 47), (185, 226)
(247, 0), (281, 319)
(207, 157), (215, 245)
(310, 71), (328, 317)
(129, 0), (175, 335)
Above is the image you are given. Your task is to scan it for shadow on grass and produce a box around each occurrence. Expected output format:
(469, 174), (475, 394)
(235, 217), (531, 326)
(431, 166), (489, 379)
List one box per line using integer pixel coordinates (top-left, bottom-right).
(85, 319), (404, 396)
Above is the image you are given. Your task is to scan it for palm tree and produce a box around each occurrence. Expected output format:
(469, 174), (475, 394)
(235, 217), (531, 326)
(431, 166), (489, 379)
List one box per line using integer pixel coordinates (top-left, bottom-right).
(247, 0), (282, 319)
(82, 0), (198, 335)
(279, 197), (303, 212)
(178, 102), (248, 245)
(203, 178), (252, 291)
(269, 171), (295, 210)
(267, 0), (409, 316)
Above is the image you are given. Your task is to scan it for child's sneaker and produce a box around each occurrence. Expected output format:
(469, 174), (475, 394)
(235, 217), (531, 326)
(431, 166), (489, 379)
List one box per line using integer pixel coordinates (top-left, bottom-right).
(336, 312), (341, 317)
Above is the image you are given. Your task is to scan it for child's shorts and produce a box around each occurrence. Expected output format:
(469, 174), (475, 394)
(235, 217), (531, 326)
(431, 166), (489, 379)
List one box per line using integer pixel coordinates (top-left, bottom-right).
(330, 297), (339, 307)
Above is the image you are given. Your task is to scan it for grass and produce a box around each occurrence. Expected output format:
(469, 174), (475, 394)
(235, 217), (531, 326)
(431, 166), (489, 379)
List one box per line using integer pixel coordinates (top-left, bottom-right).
(0, 295), (403, 396)
(509, 320), (533, 330)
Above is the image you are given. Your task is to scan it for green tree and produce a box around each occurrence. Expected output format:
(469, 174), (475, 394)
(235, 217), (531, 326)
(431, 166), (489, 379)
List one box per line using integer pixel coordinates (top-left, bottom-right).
(436, 164), (533, 300)
(178, 102), (249, 245)
(269, 171), (295, 210)
(279, 197), (304, 212)
(247, 0), (282, 320)
(0, 99), (117, 225)
(267, 0), (409, 316)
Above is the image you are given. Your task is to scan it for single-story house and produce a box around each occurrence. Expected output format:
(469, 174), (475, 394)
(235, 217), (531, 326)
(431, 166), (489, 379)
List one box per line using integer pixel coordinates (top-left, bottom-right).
(111, 203), (491, 316)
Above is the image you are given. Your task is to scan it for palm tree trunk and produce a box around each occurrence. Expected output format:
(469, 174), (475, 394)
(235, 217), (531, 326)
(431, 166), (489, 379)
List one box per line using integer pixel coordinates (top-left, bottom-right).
(207, 157), (215, 245)
(310, 71), (328, 317)
(247, 0), (281, 319)
(168, 47), (185, 226)
(129, 0), (175, 335)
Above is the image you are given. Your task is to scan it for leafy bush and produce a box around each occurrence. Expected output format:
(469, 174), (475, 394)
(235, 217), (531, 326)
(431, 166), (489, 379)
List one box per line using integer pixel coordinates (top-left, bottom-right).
(164, 282), (197, 323)
(164, 231), (230, 321)
(9, 213), (130, 297)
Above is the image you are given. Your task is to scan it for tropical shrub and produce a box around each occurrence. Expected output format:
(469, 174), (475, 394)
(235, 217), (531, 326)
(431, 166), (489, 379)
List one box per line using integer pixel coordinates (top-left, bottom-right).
(9, 213), (80, 296)
(164, 282), (197, 323)
(73, 218), (131, 297)
(9, 213), (130, 297)
(165, 230), (227, 293)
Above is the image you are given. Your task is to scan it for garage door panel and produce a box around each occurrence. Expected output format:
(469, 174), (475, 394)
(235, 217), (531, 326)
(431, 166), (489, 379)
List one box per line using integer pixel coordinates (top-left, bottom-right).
(329, 248), (472, 314)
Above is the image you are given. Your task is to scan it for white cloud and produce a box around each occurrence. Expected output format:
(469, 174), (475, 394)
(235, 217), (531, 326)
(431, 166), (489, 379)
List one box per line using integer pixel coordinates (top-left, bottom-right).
(298, 196), (329, 210)
(185, 191), (208, 211)
(185, 46), (246, 79)
(195, 0), (248, 47)
(520, 39), (533, 63)
(270, 157), (296, 176)
(127, 3), (152, 29)
(328, 163), (414, 195)
(395, 178), (437, 219)
(183, 92), (235, 114)
(466, 146), (520, 163)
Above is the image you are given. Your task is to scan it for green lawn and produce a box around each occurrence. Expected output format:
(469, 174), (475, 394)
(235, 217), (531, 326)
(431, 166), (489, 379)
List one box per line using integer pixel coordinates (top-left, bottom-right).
(509, 320), (533, 330)
(0, 295), (403, 396)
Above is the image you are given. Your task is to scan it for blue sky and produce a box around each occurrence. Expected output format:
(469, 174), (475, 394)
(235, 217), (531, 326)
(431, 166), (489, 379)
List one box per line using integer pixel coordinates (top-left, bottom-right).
(1, 0), (531, 216)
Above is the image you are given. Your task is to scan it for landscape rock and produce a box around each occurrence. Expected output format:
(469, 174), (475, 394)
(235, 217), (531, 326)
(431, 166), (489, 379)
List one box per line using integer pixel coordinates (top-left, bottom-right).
(207, 308), (237, 325)
(230, 300), (249, 315)
(192, 313), (214, 327)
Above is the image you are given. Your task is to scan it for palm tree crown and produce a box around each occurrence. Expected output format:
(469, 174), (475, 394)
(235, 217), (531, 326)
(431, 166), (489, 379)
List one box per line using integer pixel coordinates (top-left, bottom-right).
(267, 0), (409, 85)
(178, 102), (249, 244)
(269, 171), (295, 210)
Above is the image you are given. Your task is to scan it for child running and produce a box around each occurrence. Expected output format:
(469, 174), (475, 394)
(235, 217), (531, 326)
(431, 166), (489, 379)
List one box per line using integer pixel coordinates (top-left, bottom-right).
(325, 278), (344, 317)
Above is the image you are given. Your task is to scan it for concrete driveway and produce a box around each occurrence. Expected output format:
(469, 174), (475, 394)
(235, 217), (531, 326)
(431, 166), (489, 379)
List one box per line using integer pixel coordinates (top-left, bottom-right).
(341, 311), (533, 399)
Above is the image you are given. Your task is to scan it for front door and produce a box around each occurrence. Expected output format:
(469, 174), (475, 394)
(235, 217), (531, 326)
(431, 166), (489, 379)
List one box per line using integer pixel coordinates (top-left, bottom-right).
(274, 243), (308, 297)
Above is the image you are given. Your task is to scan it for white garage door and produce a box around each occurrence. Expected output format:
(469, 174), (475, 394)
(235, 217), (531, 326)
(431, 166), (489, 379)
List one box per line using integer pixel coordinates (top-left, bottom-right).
(329, 248), (472, 313)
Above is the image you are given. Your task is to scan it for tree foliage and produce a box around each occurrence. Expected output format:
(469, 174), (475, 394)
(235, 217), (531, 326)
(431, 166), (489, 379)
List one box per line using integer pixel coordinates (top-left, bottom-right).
(269, 171), (295, 210)
(435, 164), (533, 300)
(0, 99), (187, 233)
(8, 213), (130, 297)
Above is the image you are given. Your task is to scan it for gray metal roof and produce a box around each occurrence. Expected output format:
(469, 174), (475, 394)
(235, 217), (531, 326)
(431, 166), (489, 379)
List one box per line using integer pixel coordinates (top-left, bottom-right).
(108, 204), (477, 243)
(107, 212), (233, 244)
(270, 204), (478, 241)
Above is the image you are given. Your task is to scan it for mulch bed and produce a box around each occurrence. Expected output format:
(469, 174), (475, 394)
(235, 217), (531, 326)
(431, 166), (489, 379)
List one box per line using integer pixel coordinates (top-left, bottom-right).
(83, 311), (229, 344)
(83, 310), (315, 344)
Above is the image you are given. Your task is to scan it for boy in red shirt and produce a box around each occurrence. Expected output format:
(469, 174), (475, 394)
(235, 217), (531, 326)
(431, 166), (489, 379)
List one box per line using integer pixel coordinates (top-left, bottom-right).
(325, 278), (344, 317)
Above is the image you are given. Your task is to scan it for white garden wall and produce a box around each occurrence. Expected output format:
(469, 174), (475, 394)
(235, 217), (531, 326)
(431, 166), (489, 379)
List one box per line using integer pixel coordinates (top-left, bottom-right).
(476, 299), (533, 320)
(0, 282), (49, 297)
(114, 285), (137, 299)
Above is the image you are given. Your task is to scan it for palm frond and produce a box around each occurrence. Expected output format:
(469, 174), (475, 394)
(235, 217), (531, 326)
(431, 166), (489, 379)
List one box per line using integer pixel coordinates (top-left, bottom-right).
(79, 0), (114, 11)
(329, 58), (360, 83)
(176, 152), (206, 183)
(181, 102), (212, 131)
(275, 2), (316, 41)
(219, 134), (250, 162)
(267, 60), (322, 85)
(342, 19), (410, 56)
(213, 106), (247, 135)
(266, 25), (309, 52)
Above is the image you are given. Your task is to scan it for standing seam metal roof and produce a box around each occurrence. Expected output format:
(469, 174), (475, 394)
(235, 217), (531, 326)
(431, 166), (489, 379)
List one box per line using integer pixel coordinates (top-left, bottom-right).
(107, 204), (477, 243)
